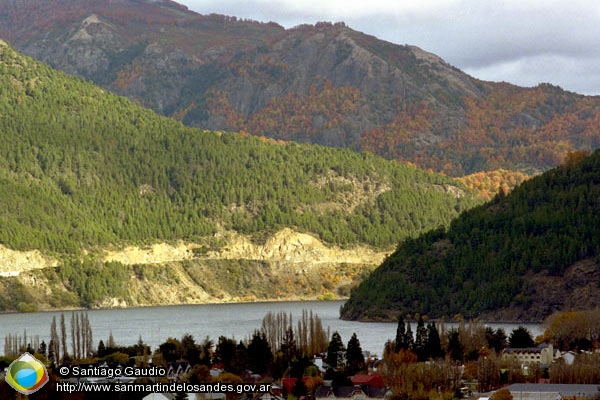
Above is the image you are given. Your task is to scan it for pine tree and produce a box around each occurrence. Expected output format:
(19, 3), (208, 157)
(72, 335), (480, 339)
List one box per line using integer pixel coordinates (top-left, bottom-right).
(447, 329), (463, 362)
(247, 330), (273, 374)
(508, 326), (534, 348)
(425, 322), (443, 359)
(97, 340), (106, 357)
(414, 315), (428, 361)
(345, 333), (365, 376)
(214, 336), (236, 372)
(395, 316), (407, 352)
(326, 331), (345, 370)
(181, 334), (199, 366)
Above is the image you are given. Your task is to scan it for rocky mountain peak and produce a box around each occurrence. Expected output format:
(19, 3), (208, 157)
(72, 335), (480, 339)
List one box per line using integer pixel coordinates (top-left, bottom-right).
(1, 0), (599, 176)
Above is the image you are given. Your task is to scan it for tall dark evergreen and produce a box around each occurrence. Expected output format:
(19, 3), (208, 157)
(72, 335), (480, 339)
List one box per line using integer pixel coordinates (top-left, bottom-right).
(414, 316), (428, 361)
(394, 316), (407, 352)
(326, 331), (345, 370)
(447, 329), (463, 363)
(97, 340), (106, 358)
(425, 322), (443, 359)
(345, 333), (365, 375)
(181, 334), (200, 366)
(159, 339), (182, 363)
(485, 327), (507, 353)
(199, 337), (214, 367)
(214, 336), (237, 372)
(405, 323), (414, 352)
(247, 330), (273, 374)
(233, 341), (249, 375)
(508, 327), (535, 348)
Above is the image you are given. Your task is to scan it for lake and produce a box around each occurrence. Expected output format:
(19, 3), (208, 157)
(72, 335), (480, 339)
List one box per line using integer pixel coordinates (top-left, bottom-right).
(0, 300), (543, 357)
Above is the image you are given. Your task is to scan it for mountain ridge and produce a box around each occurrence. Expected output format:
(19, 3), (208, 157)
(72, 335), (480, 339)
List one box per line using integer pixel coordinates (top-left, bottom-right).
(3, 0), (599, 175)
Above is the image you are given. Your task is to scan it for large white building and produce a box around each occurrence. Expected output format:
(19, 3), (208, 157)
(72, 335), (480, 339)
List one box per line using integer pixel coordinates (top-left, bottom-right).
(501, 344), (560, 365)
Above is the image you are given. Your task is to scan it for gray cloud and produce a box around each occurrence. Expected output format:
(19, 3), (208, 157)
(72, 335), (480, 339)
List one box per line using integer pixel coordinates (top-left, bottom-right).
(179, 0), (600, 95)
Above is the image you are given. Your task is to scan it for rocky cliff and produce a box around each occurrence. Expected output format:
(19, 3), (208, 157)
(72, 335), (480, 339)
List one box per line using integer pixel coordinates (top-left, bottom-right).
(0, 229), (388, 312)
(0, 245), (58, 277)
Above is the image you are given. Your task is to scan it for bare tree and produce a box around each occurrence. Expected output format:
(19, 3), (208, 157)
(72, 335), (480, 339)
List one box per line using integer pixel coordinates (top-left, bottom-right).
(71, 312), (76, 358)
(75, 313), (81, 359)
(60, 313), (68, 362)
(50, 316), (60, 363)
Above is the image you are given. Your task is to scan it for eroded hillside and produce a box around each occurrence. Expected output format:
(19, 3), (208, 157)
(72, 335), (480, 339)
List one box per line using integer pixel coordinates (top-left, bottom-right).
(0, 229), (388, 312)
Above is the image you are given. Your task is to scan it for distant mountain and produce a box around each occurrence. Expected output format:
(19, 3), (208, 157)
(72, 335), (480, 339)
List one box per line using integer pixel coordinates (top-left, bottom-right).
(2, 0), (600, 176)
(341, 150), (600, 322)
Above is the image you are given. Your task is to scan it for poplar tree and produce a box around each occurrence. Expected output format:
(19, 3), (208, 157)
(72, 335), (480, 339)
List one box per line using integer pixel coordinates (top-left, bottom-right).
(50, 316), (60, 364)
(60, 313), (68, 361)
(70, 312), (76, 358)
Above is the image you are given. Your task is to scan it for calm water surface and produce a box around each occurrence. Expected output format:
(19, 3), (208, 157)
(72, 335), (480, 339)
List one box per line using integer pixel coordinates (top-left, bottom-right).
(0, 301), (543, 357)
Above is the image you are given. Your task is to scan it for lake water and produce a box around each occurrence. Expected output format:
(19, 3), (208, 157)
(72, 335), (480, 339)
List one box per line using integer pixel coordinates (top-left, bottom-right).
(0, 301), (543, 357)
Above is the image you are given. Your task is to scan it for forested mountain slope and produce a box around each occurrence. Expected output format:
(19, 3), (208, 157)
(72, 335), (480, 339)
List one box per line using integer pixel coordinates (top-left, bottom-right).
(2, 0), (600, 176)
(0, 40), (479, 255)
(341, 150), (600, 322)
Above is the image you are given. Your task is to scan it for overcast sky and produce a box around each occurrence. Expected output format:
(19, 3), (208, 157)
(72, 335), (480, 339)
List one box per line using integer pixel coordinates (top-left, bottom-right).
(176, 0), (600, 96)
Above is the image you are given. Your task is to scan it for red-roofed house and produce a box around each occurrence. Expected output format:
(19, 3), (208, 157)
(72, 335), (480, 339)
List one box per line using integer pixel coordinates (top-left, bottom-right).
(351, 375), (384, 388)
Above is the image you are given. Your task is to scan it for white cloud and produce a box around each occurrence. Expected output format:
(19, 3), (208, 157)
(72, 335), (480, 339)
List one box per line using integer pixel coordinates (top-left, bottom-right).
(179, 0), (600, 95)
(465, 54), (600, 95)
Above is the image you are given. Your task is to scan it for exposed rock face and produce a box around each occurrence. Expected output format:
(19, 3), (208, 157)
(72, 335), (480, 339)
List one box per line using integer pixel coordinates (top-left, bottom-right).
(0, 245), (58, 277)
(0, 229), (388, 311)
(212, 228), (386, 266)
(104, 242), (195, 265)
(103, 228), (387, 268)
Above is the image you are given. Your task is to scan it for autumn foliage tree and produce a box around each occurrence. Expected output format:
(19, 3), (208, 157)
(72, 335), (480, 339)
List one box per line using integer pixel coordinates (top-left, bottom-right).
(541, 310), (600, 351)
(491, 388), (513, 400)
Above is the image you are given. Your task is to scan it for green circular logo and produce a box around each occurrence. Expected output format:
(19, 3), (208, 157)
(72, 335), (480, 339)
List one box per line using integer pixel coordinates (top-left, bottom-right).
(6, 352), (50, 395)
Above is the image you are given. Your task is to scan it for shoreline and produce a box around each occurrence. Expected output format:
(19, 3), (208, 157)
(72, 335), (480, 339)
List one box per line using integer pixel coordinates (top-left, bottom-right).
(1, 299), (548, 326)
(0, 298), (348, 316)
